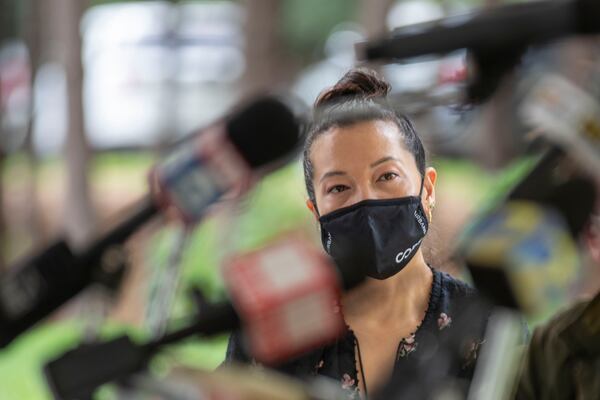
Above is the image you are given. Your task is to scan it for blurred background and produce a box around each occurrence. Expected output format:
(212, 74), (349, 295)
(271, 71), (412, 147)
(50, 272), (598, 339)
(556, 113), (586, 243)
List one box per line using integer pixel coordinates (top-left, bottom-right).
(0, 0), (599, 398)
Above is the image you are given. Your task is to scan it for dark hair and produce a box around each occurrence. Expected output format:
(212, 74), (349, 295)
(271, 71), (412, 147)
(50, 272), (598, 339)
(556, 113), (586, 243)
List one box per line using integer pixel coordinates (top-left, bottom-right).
(302, 68), (427, 210)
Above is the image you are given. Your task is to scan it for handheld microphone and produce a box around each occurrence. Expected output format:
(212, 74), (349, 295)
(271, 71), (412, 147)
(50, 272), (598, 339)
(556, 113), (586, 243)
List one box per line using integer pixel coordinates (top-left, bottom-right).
(446, 149), (596, 400)
(460, 149), (596, 318)
(459, 65), (600, 315)
(44, 301), (240, 400)
(0, 95), (304, 348)
(222, 236), (350, 365)
(462, 70), (598, 317)
(358, 0), (600, 62)
(44, 236), (367, 399)
(521, 73), (600, 182)
(151, 96), (304, 223)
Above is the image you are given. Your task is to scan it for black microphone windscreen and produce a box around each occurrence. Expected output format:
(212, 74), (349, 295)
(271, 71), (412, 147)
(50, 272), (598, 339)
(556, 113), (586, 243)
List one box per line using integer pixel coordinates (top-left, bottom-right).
(508, 149), (596, 237)
(361, 0), (596, 65)
(543, 178), (597, 237)
(578, 0), (600, 34)
(226, 96), (303, 169)
(0, 241), (76, 347)
(45, 336), (148, 400)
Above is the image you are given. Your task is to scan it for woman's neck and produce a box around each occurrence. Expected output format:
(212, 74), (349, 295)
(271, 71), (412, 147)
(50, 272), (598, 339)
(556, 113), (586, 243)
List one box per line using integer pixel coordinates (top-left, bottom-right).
(342, 252), (433, 328)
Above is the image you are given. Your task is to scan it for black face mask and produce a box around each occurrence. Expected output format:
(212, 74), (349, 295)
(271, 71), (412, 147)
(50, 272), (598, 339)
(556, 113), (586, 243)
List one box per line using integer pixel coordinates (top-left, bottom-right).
(318, 187), (429, 280)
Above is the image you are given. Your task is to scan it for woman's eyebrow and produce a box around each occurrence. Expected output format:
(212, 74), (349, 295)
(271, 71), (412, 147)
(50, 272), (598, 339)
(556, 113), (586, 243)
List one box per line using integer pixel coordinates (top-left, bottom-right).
(370, 156), (402, 168)
(319, 170), (347, 183)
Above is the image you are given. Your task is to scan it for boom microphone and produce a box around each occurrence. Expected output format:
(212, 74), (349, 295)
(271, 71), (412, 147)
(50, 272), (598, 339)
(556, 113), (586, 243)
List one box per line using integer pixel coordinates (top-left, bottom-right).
(359, 0), (600, 62)
(0, 95), (304, 348)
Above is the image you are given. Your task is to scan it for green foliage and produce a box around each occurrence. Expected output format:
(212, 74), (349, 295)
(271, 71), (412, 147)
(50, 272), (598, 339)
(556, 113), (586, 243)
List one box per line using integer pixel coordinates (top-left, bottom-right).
(158, 333), (231, 369)
(456, 155), (540, 227)
(0, 0), (22, 41)
(90, 0), (157, 6)
(92, 151), (154, 170)
(280, 0), (358, 58)
(0, 322), (83, 400)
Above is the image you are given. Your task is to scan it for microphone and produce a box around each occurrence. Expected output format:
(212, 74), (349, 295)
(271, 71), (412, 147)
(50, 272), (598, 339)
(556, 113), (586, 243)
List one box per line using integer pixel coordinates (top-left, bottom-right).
(222, 236), (350, 365)
(460, 148), (596, 317)
(47, 337), (350, 400)
(45, 301), (240, 400)
(358, 0), (600, 62)
(521, 72), (600, 182)
(44, 236), (367, 399)
(464, 71), (600, 315)
(441, 148), (596, 400)
(151, 96), (304, 223)
(0, 95), (304, 348)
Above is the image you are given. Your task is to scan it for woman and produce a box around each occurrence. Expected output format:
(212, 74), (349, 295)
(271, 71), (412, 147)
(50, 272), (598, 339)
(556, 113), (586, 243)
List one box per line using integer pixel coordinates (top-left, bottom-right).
(224, 68), (489, 398)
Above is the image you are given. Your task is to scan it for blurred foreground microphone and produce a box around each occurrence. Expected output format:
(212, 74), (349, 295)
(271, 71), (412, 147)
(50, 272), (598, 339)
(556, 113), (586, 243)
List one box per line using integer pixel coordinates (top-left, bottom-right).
(521, 73), (600, 181)
(455, 159), (595, 400)
(459, 66), (600, 316)
(222, 236), (350, 365)
(151, 96), (303, 223)
(358, 0), (600, 62)
(0, 96), (304, 348)
(459, 158), (596, 318)
(45, 236), (366, 399)
(358, 0), (600, 103)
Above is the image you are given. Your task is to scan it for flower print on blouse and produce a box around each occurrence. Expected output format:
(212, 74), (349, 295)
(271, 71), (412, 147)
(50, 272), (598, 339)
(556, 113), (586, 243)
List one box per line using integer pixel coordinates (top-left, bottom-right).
(341, 373), (357, 391)
(462, 338), (485, 370)
(438, 312), (452, 330)
(342, 375), (361, 399)
(397, 332), (418, 359)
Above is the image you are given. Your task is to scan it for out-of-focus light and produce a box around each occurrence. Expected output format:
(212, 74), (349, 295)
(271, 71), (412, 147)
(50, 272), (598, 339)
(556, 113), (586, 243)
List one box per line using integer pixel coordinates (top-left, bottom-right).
(0, 41), (31, 153)
(386, 0), (444, 31)
(81, 1), (245, 151)
(33, 63), (67, 155)
(292, 23), (364, 105)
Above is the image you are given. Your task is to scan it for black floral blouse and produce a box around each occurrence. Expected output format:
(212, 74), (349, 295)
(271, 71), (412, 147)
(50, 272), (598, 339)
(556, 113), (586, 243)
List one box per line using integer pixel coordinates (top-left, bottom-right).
(223, 268), (491, 399)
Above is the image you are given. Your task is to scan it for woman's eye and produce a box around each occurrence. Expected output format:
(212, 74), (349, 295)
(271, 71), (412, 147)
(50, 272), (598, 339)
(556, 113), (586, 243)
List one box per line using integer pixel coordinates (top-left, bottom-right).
(378, 172), (399, 182)
(327, 185), (349, 194)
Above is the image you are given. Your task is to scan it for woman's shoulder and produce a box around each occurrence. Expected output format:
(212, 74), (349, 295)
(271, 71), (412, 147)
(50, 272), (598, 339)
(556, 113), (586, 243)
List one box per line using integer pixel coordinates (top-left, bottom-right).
(434, 268), (478, 300)
(428, 267), (489, 323)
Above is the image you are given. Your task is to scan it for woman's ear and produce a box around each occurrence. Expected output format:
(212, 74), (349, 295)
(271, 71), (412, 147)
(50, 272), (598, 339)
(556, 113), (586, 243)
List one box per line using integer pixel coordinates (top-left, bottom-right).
(422, 167), (437, 212)
(306, 199), (319, 221)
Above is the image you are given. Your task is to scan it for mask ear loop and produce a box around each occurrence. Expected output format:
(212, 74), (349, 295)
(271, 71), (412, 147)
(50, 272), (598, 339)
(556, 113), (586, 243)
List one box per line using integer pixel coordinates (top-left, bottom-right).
(418, 174), (435, 226)
(418, 174), (425, 198)
(418, 174), (434, 223)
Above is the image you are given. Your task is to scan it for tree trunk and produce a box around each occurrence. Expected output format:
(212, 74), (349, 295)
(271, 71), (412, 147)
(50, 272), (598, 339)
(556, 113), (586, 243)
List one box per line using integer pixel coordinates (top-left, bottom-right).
(22, 0), (46, 247)
(0, 150), (4, 272)
(241, 0), (284, 96)
(0, 0), (20, 271)
(358, 0), (395, 40)
(57, 0), (96, 247)
(0, 0), (19, 45)
(484, 0), (503, 6)
(358, 0), (395, 74)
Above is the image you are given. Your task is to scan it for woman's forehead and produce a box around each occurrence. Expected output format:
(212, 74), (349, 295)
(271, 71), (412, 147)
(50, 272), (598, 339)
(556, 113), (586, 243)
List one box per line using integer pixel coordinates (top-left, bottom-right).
(311, 120), (410, 167)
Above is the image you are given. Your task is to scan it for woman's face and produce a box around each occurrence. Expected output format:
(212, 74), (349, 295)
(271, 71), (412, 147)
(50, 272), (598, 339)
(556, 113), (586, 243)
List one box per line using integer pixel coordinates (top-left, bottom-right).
(309, 119), (436, 217)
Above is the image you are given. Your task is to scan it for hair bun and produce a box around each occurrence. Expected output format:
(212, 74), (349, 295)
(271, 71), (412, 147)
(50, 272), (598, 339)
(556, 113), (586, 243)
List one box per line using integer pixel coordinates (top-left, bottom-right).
(315, 68), (391, 107)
